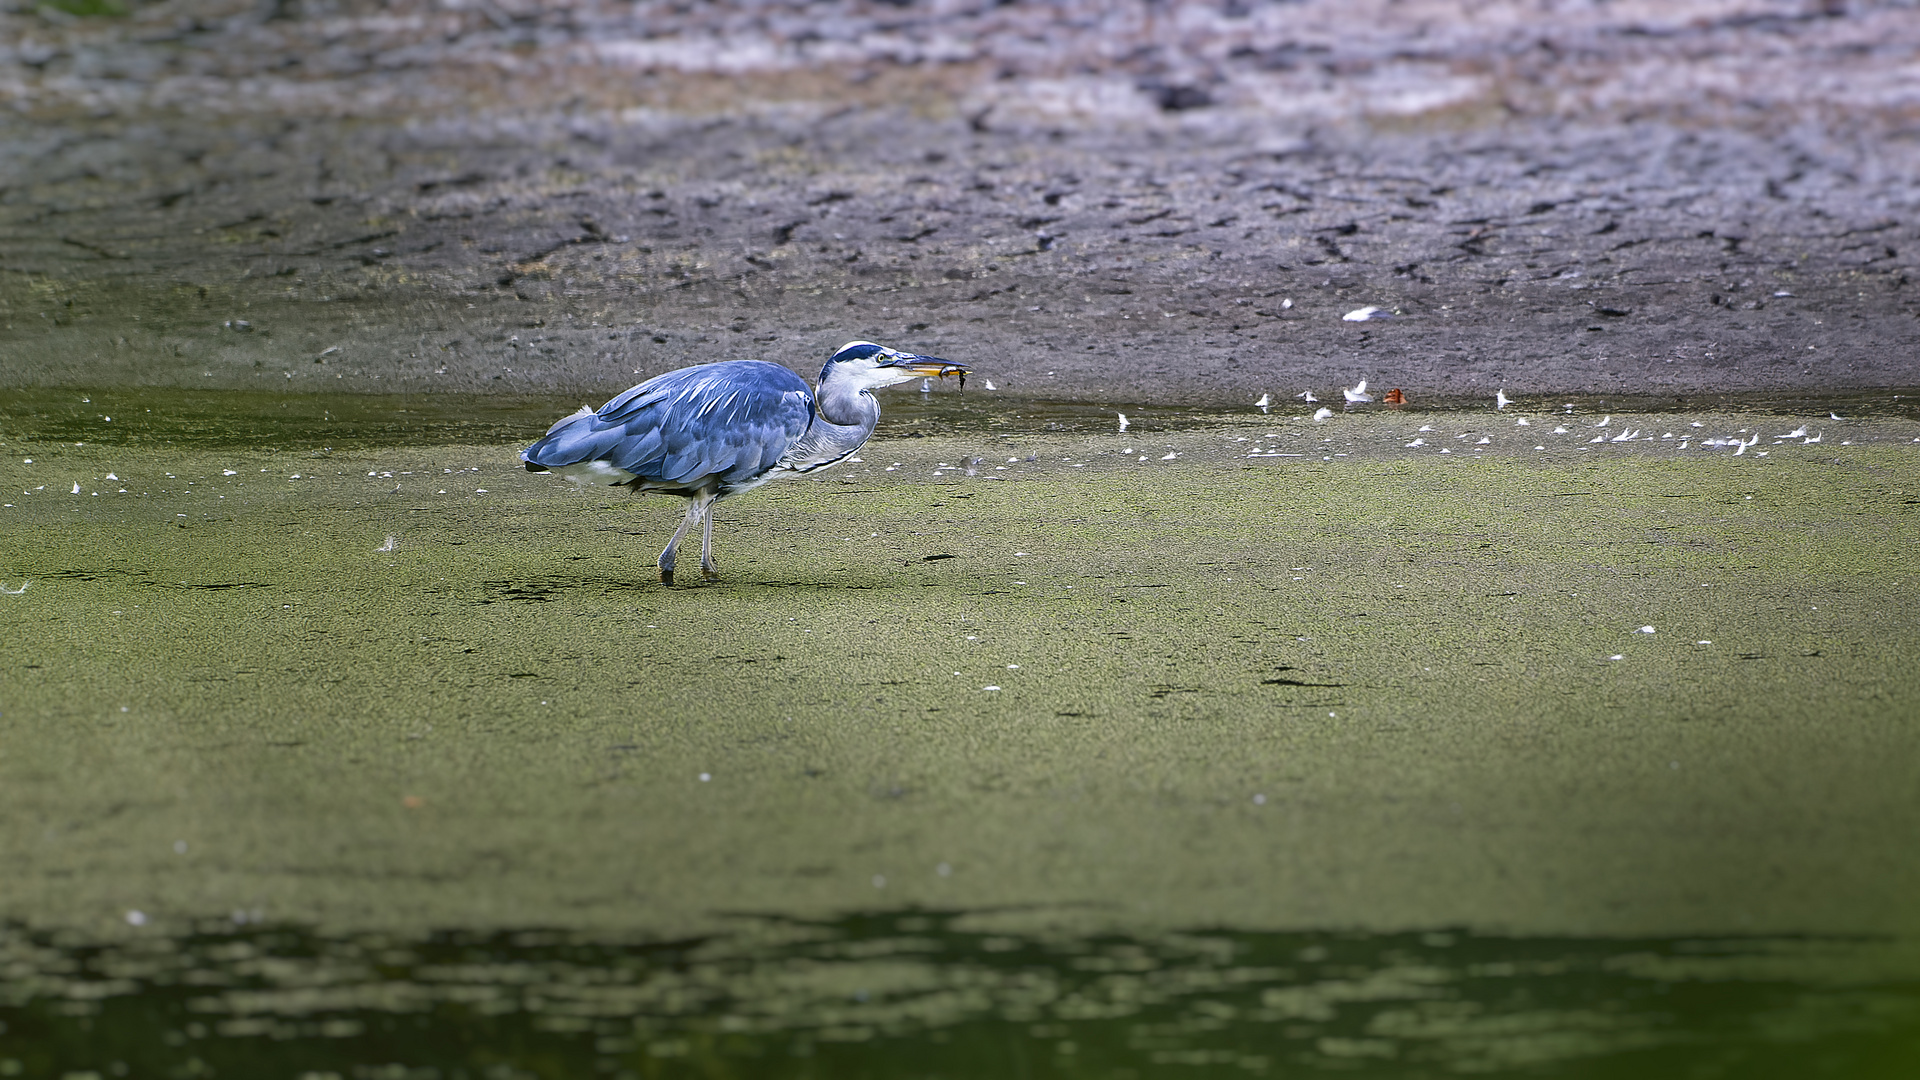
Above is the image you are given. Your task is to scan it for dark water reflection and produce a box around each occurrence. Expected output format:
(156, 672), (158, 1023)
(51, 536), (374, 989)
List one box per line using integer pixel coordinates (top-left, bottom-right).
(2, 913), (1915, 1079)
(4, 387), (1917, 449)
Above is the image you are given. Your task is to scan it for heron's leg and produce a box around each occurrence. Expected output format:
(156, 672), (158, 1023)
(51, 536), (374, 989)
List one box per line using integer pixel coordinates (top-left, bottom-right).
(699, 497), (719, 581)
(658, 497), (705, 585)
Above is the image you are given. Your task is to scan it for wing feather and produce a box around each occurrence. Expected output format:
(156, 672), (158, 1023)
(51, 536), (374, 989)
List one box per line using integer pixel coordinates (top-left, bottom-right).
(521, 361), (813, 492)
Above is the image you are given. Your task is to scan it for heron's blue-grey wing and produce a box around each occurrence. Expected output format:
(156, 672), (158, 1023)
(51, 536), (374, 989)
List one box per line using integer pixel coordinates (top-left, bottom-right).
(522, 361), (812, 489)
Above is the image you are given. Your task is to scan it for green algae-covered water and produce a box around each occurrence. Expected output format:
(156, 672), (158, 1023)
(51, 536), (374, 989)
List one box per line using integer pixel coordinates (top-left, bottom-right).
(2, 390), (1917, 1077)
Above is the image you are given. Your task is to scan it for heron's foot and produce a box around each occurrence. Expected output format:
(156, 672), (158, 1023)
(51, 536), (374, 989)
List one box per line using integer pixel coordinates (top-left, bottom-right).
(659, 568), (674, 585)
(701, 568), (720, 582)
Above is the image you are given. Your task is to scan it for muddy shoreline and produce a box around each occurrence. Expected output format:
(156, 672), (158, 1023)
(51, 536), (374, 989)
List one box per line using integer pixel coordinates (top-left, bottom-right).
(5, 2), (1919, 404)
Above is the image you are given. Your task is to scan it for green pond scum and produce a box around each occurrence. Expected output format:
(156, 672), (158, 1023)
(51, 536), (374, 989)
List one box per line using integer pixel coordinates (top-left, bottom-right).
(1, 393), (1917, 1077)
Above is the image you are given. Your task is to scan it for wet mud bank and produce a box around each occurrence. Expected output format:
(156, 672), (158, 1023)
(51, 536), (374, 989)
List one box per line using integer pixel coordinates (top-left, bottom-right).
(6, 3), (1920, 404)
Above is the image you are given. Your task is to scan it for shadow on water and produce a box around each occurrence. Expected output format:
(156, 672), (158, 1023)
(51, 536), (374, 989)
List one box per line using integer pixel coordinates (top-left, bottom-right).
(2, 914), (1915, 1078)
(4, 387), (1918, 449)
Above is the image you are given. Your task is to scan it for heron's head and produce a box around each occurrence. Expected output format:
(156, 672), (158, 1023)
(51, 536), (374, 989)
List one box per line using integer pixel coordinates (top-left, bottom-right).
(821, 341), (968, 391)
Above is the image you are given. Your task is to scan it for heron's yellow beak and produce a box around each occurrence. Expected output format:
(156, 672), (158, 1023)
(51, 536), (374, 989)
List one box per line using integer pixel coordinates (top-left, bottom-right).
(885, 355), (968, 379)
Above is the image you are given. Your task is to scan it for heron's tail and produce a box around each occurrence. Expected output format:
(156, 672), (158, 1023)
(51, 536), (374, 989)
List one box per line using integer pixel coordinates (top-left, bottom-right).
(520, 405), (599, 467)
(544, 404), (596, 435)
(521, 406), (667, 485)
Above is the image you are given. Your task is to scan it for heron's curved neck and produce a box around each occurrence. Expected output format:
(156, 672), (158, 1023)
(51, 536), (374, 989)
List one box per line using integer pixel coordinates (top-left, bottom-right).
(782, 375), (880, 470)
(815, 376), (881, 433)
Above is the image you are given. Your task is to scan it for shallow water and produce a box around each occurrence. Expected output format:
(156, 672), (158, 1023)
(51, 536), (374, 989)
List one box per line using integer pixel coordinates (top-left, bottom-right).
(3, 390), (1918, 1076)
(4, 386), (1917, 450)
(3, 917), (1916, 1079)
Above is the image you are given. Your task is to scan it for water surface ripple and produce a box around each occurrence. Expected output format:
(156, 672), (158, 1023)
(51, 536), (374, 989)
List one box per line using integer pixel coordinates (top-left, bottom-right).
(3, 916), (1916, 1078)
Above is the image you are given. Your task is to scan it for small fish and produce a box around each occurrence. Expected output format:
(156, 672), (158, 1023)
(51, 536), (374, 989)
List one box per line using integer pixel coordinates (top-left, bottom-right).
(1781, 425), (1808, 439)
(1254, 393), (1271, 413)
(1551, 425), (1570, 434)
(0, 581), (27, 596)
(1342, 306), (1390, 322)
(1313, 407), (1334, 421)
(1343, 380), (1373, 404)
(1117, 413), (1130, 432)
(1280, 298), (1293, 309)
(1592, 415), (1611, 427)
(1830, 412), (1845, 421)
(1297, 390), (1318, 402)
(983, 378), (997, 390)
(1610, 429), (1639, 442)
(1516, 418), (1530, 426)
(1495, 389), (1512, 410)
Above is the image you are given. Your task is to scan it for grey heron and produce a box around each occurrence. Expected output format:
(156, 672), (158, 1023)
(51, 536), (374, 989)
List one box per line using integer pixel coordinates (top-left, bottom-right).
(521, 341), (967, 584)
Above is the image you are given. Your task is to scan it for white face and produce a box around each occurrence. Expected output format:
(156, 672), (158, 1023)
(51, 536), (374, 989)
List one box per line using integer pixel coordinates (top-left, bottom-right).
(823, 341), (957, 392)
